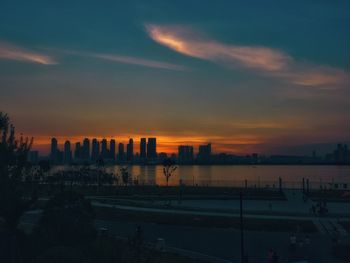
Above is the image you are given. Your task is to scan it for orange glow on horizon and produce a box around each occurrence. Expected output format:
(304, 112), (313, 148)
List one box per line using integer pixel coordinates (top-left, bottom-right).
(30, 134), (265, 155)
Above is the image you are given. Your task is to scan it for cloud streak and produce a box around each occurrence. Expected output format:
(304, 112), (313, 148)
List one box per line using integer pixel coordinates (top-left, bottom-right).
(91, 53), (187, 71)
(0, 41), (56, 65)
(146, 24), (349, 87)
(56, 49), (188, 71)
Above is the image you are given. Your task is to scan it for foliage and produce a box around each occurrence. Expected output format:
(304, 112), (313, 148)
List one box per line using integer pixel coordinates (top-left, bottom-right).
(33, 191), (96, 250)
(0, 112), (34, 230)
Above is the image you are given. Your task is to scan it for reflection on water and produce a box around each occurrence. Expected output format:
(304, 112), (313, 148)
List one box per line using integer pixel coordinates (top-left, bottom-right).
(52, 165), (350, 187)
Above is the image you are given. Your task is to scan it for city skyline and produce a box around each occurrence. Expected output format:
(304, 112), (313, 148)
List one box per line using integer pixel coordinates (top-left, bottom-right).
(47, 136), (213, 165)
(27, 134), (350, 157)
(50, 136), (198, 160)
(1, 1), (350, 155)
(27, 136), (349, 165)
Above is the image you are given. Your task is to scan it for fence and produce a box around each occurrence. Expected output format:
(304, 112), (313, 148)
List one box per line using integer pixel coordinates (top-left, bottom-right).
(122, 176), (350, 191)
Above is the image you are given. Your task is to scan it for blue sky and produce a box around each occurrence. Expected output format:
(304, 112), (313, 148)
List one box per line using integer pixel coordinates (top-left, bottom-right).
(1, 0), (350, 154)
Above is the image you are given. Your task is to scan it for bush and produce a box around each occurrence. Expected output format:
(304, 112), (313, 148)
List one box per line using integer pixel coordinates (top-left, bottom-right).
(33, 191), (96, 251)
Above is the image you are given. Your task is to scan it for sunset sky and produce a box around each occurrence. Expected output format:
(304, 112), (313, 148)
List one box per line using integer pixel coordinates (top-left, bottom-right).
(1, 0), (350, 155)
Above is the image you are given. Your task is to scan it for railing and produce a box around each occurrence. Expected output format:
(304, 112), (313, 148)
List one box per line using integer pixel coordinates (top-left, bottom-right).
(122, 177), (350, 190)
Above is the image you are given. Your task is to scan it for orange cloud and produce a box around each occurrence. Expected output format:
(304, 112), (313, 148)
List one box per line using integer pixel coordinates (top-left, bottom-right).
(0, 41), (56, 65)
(146, 24), (289, 72)
(145, 24), (349, 88)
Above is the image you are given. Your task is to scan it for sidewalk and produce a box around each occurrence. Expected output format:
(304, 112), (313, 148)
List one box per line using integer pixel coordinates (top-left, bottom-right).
(91, 188), (350, 218)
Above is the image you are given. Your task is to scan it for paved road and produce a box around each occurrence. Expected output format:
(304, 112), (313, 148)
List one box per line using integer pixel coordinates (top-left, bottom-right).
(95, 219), (337, 263)
(20, 210), (341, 263)
(91, 190), (350, 217)
(92, 201), (350, 222)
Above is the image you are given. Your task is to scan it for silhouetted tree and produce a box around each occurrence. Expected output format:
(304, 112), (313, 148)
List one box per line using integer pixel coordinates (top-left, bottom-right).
(0, 112), (34, 230)
(163, 158), (177, 186)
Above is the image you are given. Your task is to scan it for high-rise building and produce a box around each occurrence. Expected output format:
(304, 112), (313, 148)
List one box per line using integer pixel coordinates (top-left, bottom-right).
(74, 142), (81, 160)
(56, 150), (63, 164)
(118, 143), (125, 162)
(197, 143), (212, 164)
(126, 138), (134, 162)
(178, 145), (194, 164)
(82, 138), (90, 160)
(147, 138), (157, 159)
(101, 139), (108, 159)
(91, 138), (100, 161)
(64, 140), (72, 164)
(50, 137), (58, 164)
(332, 143), (350, 163)
(140, 138), (146, 159)
(110, 139), (116, 160)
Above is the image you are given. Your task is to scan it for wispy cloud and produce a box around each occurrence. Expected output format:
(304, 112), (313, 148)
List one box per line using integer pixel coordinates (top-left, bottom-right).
(0, 41), (56, 65)
(57, 49), (188, 71)
(91, 53), (187, 71)
(145, 24), (349, 87)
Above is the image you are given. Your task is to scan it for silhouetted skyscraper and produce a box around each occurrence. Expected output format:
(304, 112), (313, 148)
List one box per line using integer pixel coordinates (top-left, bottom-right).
(118, 143), (125, 162)
(140, 138), (146, 159)
(333, 143), (350, 163)
(178, 145), (194, 164)
(147, 138), (157, 159)
(101, 139), (108, 159)
(197, 143), (212, 164)
(50, 137), (58, 164)
(91, 138), (100, 161)
(82, 138), (90, 160)
(74, 142), (81, 160)
(64, 140), (72, 164)
(126, 138), (134, 162)
(110, 139), (116, 160)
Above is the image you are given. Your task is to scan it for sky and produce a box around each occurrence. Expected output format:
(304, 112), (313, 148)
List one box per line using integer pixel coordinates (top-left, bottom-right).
(1, 0), (350, 155)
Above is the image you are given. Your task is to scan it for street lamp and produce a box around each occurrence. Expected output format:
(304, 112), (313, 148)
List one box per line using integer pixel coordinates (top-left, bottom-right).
(240, 190), (245, 263)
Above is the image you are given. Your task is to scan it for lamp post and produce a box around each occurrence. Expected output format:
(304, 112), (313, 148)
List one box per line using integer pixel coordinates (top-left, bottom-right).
(240, 190), (245, 263)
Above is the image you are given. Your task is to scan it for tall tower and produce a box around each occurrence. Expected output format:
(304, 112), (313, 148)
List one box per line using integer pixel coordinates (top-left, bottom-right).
(63, 140), (72, 164)
(147, 138), (157, 159)
(50, 137), (58, 164)
(101, 139), (108, 159)
(74, 142), (81, 160)
(197, 143), (212, 164)
(110, 139), (116, 160)
(140, 138), (147, 159)
(91, 138), (100, 161)
(82, 138), (90, 161)
(126, 138), (134, 162)
(118, 143), (125, 162)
